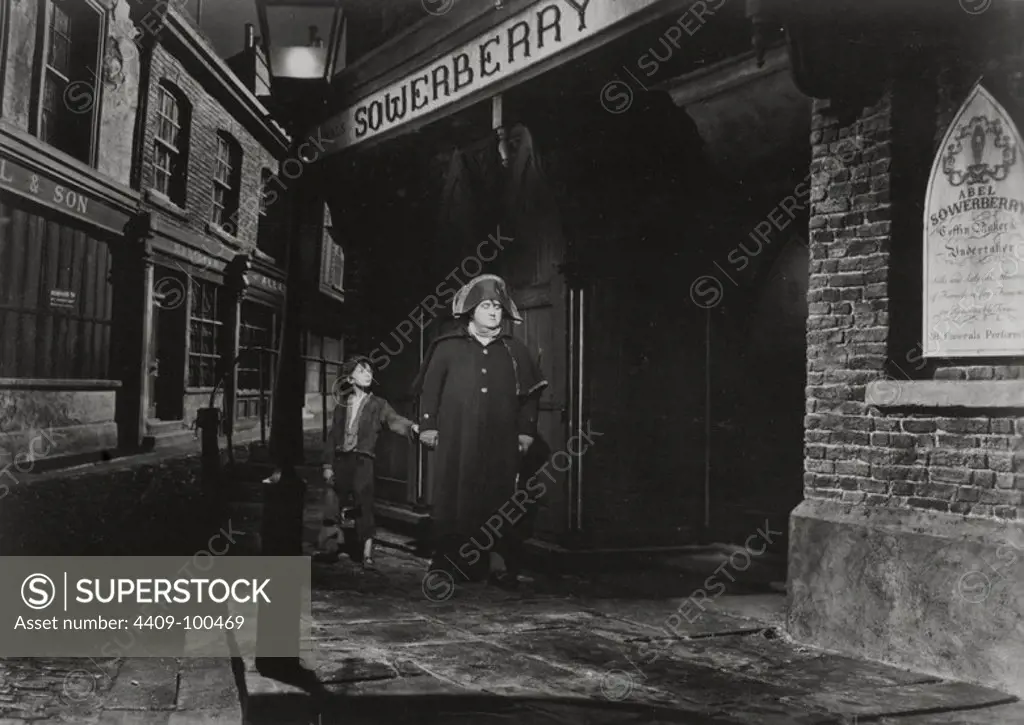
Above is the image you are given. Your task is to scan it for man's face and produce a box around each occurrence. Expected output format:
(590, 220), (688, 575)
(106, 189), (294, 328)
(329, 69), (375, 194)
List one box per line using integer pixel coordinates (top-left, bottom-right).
(473, 299), (503, 330)
(349, 363), (373, 389)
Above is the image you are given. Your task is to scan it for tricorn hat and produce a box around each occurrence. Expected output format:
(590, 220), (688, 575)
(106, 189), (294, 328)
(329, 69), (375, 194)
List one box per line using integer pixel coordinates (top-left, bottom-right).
(451, 274), (523, 323)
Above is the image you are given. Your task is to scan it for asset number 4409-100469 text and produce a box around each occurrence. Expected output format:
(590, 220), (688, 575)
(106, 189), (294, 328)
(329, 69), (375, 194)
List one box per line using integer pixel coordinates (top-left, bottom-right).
(135, 615), (245, 630)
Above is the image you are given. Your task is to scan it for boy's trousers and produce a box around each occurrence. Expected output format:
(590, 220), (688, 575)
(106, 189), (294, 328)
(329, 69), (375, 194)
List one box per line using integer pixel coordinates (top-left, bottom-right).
(322, 451), (376, 549)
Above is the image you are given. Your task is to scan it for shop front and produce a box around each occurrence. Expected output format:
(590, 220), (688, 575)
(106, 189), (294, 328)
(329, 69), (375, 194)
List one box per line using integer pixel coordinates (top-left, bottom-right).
(0, 139), (138, 469)
(312, 0), (812, 551)
(143, 217), (288, 448)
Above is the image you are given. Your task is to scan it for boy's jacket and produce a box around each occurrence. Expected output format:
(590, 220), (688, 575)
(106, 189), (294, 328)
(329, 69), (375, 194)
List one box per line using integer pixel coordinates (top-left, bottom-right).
(322, 393), (415, 465)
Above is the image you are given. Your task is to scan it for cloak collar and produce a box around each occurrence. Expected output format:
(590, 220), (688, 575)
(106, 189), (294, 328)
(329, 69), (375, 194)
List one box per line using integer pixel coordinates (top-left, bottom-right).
(409, 326), (547, 398)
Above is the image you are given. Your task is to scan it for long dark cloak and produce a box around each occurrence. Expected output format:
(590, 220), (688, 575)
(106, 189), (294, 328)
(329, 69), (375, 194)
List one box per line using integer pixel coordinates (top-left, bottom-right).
(410, 326), (547, 547)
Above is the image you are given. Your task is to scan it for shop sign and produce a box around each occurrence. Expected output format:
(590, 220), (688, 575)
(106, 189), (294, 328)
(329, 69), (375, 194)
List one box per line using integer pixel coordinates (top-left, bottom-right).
(923, 82), (1024, 357)
(0, 155), (129, 234)
(319, 234), (345, 303)
(251, 272), (285, 296)
(316, 0), (663, 153)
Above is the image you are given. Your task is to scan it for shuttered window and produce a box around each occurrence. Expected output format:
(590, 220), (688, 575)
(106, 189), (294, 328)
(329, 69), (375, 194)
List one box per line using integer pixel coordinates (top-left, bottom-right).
(0, 197), (112, 379)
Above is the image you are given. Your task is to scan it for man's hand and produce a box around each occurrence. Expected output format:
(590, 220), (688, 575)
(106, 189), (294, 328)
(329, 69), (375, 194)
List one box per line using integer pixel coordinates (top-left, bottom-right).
(518, 435), (534, 455)
(419, 430), (439, 449)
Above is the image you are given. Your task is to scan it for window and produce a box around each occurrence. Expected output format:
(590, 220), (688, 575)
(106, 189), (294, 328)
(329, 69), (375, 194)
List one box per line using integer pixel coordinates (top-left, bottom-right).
(305, 334), (343, 394)
(256, 169), (282, 259)
(187, 279), (222, 388)
(237, 303), (277, 420)
(210, 132), (241, 235)
(38, 0), (103, 164)
(152, 82), (190, 205)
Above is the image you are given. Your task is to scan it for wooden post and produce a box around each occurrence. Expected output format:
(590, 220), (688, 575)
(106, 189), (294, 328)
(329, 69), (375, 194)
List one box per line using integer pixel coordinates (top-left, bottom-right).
(221, 292), (241, 438)
(259, 349), (266, 445)
(111, 212), (155, 453)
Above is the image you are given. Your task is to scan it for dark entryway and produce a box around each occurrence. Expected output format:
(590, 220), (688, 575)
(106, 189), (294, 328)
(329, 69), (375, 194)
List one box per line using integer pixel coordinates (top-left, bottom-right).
(149, 266), (187, 422)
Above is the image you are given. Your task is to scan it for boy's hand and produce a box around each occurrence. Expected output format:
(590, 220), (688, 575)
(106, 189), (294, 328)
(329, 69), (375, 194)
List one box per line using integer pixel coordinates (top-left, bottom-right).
(419, 430), (438, 449)
(411, 423), (420, 437)
(322, 466), (334, 483)
(518, 435), (534, 455)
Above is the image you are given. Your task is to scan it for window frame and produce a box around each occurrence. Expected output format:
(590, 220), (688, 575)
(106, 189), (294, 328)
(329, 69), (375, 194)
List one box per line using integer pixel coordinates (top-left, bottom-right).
(237, 301), (277, 397)
(33, 0), (106, 167)
(210, 132), (242, 236)
(152, 81), (190, 206)
(186, 278), (223, 390)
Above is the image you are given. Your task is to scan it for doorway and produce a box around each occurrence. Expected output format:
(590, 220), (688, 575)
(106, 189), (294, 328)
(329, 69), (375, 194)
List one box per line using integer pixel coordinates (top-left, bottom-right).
(148, 266), (186, 422)
(416, 125), (574, 543)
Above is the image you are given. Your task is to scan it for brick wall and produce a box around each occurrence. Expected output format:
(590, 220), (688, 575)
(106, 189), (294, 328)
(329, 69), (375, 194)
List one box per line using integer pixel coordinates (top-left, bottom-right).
(804, 39), (1024, 522)
(140, 43), (280, 254)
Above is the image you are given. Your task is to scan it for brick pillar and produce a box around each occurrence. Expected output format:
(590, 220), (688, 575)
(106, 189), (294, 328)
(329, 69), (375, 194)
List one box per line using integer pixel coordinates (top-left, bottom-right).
(804, 91), (894, 505)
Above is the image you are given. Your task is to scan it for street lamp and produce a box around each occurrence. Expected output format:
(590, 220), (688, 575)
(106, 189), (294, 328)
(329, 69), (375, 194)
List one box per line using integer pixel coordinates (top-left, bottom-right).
(254, 0), (345, 127)
(251, 0), (343, 697)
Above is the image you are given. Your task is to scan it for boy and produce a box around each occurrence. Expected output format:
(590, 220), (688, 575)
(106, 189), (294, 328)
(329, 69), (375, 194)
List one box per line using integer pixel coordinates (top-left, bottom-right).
(316, 355), (419, 568)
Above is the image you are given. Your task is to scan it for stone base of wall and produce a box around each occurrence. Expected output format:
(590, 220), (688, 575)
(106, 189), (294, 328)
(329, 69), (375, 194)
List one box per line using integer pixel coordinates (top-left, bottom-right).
(0, 387), (119, 467)
(787, 498), (1024, 698)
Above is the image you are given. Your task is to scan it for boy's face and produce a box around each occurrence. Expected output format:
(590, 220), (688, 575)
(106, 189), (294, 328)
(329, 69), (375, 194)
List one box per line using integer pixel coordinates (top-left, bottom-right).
(473, 299), (503, 330)
(349, 362), (373, 389)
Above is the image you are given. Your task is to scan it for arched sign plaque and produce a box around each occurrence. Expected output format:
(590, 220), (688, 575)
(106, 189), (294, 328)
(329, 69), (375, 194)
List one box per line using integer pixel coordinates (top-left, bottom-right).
(923, 82), (1024, 357)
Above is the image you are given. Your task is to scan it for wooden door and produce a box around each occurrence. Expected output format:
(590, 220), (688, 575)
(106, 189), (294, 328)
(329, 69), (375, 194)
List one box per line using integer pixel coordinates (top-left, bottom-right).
(497, 125), (570, 543)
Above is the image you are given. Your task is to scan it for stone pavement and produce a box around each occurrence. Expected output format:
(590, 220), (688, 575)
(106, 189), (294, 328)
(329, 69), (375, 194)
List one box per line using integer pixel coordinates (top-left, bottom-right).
(0, 655), (241, 723)
(241, 540), (1024, 725)
(3, 538), (1023, 725)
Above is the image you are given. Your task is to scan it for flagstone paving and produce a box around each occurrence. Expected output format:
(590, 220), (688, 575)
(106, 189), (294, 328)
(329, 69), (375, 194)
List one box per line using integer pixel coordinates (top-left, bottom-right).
(2, 534), (1020, 724)
(239, 543), (1020, 725)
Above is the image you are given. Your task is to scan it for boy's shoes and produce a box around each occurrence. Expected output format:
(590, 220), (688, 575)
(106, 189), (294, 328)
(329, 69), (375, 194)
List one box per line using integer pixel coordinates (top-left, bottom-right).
(312, 550), (340, 564)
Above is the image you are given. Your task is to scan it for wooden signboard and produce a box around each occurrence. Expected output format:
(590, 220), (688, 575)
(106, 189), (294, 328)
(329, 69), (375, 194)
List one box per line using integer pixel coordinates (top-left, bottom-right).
(0, 155), (130, 236)
(318, 204), (345, 303)
(314, 0), (669, 154)
(923, 82), (1024, 357)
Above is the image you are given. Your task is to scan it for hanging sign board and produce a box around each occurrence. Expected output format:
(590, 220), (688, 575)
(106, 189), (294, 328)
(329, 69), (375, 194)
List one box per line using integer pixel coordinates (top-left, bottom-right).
(923, 82), (1024, 357)
(315, 0), (665, 154)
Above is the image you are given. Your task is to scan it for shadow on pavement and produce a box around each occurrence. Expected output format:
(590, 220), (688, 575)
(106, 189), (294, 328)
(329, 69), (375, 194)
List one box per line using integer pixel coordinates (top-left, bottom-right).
(244, 692), (741, 724)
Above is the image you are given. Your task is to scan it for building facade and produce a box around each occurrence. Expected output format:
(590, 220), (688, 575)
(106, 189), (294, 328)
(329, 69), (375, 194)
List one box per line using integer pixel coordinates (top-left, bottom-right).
(0, 0), (298, 470)
(0, 0), (143, 469)
(134, 6), (290, 449)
